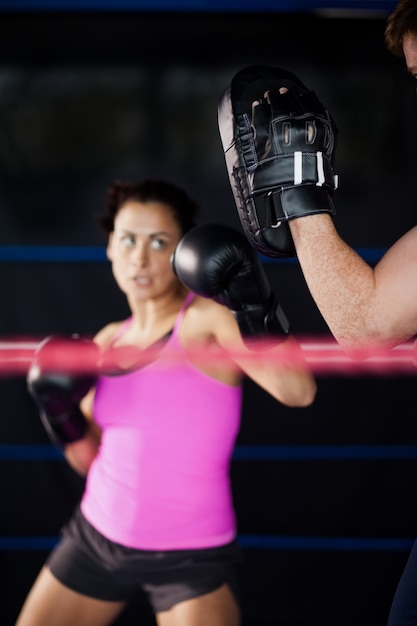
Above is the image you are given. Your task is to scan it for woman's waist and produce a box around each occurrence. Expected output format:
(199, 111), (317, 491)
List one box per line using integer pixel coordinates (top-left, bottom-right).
(81, 477), (236, 550)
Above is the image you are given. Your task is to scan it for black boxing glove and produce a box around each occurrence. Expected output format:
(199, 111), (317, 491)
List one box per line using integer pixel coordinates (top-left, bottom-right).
(27, 335), (99, 449)
(218, 65), (338, 258)
(171, 223), (289, 347)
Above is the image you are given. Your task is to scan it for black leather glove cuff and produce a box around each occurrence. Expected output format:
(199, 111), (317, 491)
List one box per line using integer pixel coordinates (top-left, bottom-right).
(234, 296), (290, 350)
(40, 407), (88, 449)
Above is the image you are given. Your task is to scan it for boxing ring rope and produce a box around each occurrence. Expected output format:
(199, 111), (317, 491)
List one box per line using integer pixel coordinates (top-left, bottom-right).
(0, 337), (414, 376)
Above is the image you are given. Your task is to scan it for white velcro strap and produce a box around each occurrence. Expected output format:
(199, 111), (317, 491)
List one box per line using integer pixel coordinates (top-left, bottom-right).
(316, 151), (324, 187)
(294, 151), (302, 185)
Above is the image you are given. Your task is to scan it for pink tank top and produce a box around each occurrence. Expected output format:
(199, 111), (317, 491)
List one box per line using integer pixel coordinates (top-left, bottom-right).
(81, 294), (243, 550)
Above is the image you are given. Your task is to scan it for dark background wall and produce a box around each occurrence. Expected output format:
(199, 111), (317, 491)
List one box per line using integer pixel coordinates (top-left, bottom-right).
(1, 5), (417, 626)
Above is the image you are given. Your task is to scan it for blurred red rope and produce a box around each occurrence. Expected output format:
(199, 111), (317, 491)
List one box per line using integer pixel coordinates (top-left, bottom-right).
(0, 337), (414, 376)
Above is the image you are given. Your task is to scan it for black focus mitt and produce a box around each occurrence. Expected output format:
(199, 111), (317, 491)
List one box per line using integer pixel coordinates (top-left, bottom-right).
(218, 65), (338, 258)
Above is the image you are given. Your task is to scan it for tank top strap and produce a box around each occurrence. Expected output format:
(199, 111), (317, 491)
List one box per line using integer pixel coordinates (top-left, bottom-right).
(110, 293), (194, 346)
(111, 317), (134, 345)
(172, 292), (195, 336)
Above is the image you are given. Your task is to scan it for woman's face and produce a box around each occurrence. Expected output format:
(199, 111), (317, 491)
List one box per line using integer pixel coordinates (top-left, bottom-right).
(106, 200), (183, 303)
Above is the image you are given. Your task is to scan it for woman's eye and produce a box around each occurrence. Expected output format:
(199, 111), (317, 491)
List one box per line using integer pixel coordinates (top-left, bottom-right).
(121, 235), (135, 247)
(151, 238), (167, 250)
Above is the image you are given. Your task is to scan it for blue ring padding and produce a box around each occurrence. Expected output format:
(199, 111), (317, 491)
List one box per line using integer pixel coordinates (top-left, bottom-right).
(238, 535), (415, 551)
(0, 246), (386, 264)
(0, 445), (64, 460)
(0, 534), (412, 551)
(0, 1), (398, 13)
(233, 445), (417, 460)
(0, 536), (59, 550)
(2, 444), (417, 461)
(0, 246), (107, 262)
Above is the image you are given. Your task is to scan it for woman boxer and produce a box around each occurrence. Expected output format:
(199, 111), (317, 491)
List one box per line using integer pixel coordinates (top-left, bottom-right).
(16, 179), (316, 626)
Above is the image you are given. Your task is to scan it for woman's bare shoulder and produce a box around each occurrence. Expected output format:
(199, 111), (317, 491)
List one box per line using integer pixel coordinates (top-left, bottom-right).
(182, 294), (238, 343)
(186, 294), (232, 321)
(93, 320), (128, 349)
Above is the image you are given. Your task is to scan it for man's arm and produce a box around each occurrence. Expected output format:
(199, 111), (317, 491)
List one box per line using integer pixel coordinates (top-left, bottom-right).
(218, 64), (417, 352)
(290, 214), (417, 350)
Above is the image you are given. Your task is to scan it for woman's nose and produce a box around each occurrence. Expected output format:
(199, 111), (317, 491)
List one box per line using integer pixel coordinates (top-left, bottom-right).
(131, 242), (148, 266)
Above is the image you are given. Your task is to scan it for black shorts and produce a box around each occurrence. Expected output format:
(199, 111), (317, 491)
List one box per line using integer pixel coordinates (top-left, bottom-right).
(47, 507), (243, 613)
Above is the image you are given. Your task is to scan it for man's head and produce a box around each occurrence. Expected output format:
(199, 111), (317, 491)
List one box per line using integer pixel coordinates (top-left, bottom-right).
(385, 0), (417, 77)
